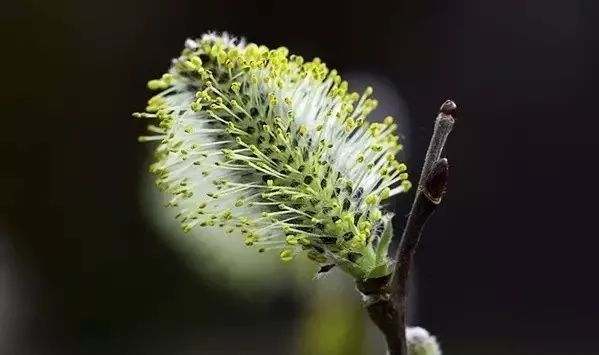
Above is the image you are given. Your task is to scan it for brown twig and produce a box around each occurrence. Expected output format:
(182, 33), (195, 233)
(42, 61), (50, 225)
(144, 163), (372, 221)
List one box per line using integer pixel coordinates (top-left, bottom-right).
(357, 100), (456, 355)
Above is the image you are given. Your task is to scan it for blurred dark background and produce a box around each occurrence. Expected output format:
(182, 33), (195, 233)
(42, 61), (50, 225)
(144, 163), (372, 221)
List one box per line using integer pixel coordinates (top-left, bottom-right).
(3, 0), (598, 354)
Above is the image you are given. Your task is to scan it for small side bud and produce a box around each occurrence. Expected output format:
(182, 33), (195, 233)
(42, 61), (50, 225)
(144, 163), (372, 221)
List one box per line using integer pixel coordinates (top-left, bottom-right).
(423, 158), (449, 204)
(406, 327), (441, 355)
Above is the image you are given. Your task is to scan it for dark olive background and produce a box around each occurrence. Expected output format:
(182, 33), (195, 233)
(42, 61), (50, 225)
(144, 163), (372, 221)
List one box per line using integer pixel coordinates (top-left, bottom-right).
(2, 0), (598, 354)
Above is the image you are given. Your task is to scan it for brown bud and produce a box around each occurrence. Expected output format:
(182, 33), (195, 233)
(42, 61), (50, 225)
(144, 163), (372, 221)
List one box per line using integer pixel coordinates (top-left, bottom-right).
(424, 158), (449, 204)
(440, 100), (457, 116)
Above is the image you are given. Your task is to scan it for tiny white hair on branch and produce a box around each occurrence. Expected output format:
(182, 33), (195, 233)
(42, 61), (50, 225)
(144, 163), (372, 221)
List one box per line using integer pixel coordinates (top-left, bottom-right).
(135, 32), (411, 279)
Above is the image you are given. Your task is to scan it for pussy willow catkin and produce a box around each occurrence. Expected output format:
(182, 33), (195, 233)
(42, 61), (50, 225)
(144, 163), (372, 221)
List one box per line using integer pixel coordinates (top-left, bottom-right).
(135, 33), (411, 279)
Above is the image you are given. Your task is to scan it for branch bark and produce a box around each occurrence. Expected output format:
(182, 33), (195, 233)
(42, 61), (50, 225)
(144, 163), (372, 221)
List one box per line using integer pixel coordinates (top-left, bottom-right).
(357, 100), (456, 355)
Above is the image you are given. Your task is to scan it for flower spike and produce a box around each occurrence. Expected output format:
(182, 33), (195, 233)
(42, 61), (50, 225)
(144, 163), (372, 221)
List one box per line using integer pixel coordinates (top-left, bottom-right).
(135, 32), (411, 279)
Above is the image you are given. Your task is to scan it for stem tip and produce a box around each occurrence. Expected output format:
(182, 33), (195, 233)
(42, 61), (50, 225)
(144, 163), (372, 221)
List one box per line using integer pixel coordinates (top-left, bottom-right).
(440, 100), (457, 115)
